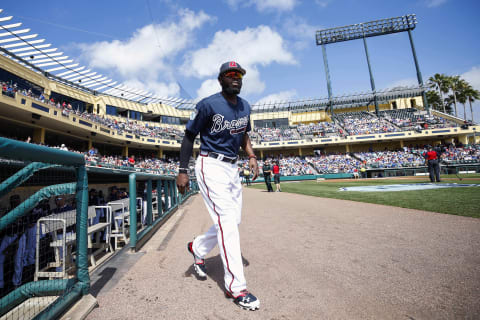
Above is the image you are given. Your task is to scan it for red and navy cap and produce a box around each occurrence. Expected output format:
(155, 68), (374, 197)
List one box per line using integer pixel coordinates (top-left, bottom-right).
(219, 61), (246, 76)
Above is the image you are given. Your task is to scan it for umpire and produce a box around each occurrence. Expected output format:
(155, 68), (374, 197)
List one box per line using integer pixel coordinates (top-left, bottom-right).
(424, 145), (441, 183)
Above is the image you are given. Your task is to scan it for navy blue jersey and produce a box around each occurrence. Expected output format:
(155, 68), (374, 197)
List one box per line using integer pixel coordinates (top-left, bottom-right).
(186, 92), (251, 158)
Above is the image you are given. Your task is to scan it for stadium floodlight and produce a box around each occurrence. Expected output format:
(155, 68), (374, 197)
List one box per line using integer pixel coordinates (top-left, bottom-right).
(315, 14), (417, 45)
(315, 14), (428, 115)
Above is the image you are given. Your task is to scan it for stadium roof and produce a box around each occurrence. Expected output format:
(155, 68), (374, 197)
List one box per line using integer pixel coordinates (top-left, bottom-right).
(0, 9), (425, 112)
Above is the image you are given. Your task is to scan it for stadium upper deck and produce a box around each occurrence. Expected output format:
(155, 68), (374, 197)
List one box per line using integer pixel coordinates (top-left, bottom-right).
(1, 53), (479, 159)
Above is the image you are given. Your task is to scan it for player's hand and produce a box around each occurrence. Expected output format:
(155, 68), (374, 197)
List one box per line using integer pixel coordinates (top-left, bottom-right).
(249, 157), (259, 181)
(176, 173), (190, 195)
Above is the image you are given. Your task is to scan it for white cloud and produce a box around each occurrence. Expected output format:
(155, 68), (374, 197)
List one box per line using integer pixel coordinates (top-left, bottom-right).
(315, 0), (332, 8)
(283, 17), (321, 50)
(424, 0), (447, 8)
(386, 78), (419, 89)
(225, 0), (297, 12)
(196, 78), (221, 99)
(183, 25), (295, 98)
(461, 66), (480, 91)
(182, 25), (295, 99)
(76, 9), (212, 97)
(255, 90), (297, 105)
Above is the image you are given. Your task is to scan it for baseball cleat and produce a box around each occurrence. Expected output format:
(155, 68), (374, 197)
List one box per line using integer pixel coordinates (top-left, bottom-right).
(187, 241), (207, 279)
(226, 290), (260, 310)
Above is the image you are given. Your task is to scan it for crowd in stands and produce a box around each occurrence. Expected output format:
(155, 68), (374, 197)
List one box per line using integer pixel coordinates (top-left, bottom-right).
(296, 121), (344, 138)
(85, 148), (179, 175)
(354, 149), (425, 168)
(307, 154), (362, 174)
(252, 127), (301, 142)
(2, 78), (470, 146)
(441, 144), (480, 162)
(380, 109), (457, 131)
(335, 111), (399, 135)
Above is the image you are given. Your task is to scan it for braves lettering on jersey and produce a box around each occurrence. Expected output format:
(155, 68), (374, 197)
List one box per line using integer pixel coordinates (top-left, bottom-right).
(186, 92), (251, 158)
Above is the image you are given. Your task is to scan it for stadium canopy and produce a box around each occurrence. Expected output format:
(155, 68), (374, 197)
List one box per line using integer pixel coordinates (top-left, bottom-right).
(0, 9), (426, 112)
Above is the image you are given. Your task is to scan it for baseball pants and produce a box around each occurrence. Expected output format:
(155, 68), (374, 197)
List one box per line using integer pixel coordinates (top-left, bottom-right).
(193, 155), (246, 295)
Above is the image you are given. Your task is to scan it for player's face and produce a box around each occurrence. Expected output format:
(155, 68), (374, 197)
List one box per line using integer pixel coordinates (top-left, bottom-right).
(220, 71), (243, 95)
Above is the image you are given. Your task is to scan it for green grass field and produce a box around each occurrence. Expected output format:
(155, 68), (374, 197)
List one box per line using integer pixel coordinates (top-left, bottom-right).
(250, 174), (480, 218)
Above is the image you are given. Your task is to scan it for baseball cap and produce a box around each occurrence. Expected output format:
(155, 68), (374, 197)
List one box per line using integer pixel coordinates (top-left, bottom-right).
(219, 61), (246, 76)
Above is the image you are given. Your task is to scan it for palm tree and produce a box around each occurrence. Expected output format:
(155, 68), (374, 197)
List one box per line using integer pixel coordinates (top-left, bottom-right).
(426, 90), (443, 112)
(456, 79), (470, 120)
(428, 73), (449, 113)
(446, 75), (462, 118)
(463, 84), (480, 122)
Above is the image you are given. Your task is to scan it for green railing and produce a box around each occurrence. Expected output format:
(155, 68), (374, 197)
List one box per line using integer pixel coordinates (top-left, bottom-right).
(0, 137), (89, 319)
(127, 173), (198, 251)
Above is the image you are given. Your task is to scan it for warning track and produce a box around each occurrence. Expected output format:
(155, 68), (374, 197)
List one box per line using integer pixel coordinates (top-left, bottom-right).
(88, 188), (480, 319)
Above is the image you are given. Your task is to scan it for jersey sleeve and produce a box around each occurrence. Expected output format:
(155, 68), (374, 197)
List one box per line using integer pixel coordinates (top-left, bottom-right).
(185, 100), (209, 136)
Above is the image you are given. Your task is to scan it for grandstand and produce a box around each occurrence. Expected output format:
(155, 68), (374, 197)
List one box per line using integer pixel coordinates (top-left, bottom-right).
(1, 49), (479, 169)
(1, 10), (480, 319)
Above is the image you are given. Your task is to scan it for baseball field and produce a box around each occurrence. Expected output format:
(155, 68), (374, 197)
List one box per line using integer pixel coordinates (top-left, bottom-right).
(250, 174), (480, 218)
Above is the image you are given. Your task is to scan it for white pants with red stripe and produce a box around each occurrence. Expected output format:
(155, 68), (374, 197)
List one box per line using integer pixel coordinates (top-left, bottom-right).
(192, 155), (246, 295)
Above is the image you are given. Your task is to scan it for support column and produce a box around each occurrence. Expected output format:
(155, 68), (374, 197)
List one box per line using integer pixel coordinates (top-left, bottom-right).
(157, 148), (163, 159)
(408, 29), (429, 112)
(298, 148), (303, 156)
(156, 180), (163, 216)
(122, 146), (128, 157)
(400, 140), (404, 148)
(33, 127), (45, 144)
(146, 180), (152, 226)
(88, 139), (93, 150)
(345, 144), (350, 153)
(362, 36), (379, 116)
(260, 150), (264, 159)
(321, 44), (334, 116)
(458, 135), (468, 145)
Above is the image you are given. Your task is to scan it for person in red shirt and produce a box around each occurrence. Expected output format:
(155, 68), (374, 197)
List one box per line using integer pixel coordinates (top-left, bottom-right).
(424, 145), (441, 182)
(128, 155), (135, 167)
(272, 161), (281, 192)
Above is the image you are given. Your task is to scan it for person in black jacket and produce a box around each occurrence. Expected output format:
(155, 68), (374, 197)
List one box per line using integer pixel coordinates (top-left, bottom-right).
(263, 160), (274, 192)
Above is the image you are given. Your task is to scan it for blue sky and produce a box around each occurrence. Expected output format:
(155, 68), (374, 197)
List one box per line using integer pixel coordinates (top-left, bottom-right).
(1, 0), (479, 121)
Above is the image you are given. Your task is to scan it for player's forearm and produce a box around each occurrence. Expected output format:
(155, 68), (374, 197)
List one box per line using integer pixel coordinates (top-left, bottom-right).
(179, 130), (195, 170)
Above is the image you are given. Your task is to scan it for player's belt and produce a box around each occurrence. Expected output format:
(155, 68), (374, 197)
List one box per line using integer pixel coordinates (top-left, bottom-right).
(200, 151), (237, 164)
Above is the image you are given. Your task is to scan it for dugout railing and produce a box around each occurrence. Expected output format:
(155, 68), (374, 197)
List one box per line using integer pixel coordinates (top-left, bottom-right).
(0, 137), (89, 319)
(0, 137), (198, 319)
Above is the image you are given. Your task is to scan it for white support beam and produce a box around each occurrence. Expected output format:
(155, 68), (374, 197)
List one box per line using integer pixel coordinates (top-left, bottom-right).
(95, 81), (117, 91)
(0, 16), (13, 22)
(11, 44), (52, 53)
(45, 63), (79, 72)
(0, 28), (30, 37)
(0, 34), (38, 43)
(55, 66), (85, 77)
(62, 69), (91, 80)
(68, 71), (97, 82)
(3, 38), (45, 48)
(36, 59), (73, 67)
(85, 79), (113, 88)
(81, 75), (106, 86)
(103, 84), (124, 94)
(0, 23), (22, 29)
(26, 52), (63, 60)
(31, 55), (68, 64)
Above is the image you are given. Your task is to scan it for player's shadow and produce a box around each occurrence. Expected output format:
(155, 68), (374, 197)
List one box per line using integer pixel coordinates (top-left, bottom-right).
(184, 254), (250, 291)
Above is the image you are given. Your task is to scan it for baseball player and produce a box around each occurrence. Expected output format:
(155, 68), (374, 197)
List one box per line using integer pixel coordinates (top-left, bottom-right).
(176, 61), (260, 311)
